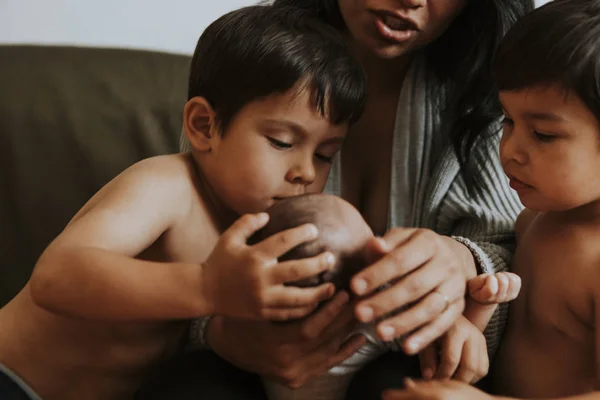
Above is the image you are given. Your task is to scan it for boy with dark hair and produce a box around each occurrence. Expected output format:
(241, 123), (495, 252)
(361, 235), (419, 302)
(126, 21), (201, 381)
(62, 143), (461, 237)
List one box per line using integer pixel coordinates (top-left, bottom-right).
(0, 5), (367, 400)
(383, 1), (600, 399)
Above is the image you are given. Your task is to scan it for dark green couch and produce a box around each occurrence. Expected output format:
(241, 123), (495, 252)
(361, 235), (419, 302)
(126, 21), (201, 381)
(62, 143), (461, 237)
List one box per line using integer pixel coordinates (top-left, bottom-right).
(0, 45), (191, 307)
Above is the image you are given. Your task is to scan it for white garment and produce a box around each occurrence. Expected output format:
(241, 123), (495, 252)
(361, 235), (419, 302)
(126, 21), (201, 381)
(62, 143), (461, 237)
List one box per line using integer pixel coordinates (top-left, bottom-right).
(262, 325), (394, 400)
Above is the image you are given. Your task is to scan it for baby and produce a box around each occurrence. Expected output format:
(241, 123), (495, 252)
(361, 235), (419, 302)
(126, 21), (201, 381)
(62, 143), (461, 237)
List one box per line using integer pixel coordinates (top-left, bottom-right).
(256, 193), (520, 399)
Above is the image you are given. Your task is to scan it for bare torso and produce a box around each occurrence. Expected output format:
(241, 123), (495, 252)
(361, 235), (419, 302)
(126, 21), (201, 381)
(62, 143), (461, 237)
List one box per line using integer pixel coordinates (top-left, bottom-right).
(0, 154), (219, 400)
(492, 211), (600, 397)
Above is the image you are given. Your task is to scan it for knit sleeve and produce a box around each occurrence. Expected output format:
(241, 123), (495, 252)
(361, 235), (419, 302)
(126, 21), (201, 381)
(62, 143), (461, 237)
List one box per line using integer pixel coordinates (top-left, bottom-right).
(439, 133), (523, 359)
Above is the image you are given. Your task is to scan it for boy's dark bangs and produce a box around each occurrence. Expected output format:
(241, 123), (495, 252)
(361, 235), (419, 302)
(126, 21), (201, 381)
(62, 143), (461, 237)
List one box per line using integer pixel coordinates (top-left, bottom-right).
(493, 0), (600, 119)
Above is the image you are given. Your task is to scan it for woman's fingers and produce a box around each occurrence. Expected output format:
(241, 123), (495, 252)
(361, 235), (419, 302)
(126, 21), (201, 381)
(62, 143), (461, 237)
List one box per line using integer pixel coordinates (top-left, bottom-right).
(351, 229), (424, 296)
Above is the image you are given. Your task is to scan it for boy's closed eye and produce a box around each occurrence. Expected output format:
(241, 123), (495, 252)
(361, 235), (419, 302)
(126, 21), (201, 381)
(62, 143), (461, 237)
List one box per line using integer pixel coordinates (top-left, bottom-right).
(267, 136), (337, 164)
(267, 136), (292, 149)
(533, 131), (556, 143)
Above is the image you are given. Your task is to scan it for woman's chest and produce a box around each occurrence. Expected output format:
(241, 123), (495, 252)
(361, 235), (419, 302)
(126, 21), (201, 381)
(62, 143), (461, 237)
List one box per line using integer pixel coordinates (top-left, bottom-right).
(341, 126), (395, 235)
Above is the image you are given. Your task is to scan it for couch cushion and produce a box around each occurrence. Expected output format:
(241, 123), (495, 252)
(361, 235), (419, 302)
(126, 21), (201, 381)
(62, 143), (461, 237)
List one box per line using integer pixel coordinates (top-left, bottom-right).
(0, 45), (190, 306)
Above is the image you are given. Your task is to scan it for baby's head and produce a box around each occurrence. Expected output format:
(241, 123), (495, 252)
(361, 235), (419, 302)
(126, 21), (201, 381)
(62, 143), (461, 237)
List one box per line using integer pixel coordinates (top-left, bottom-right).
(251, 193), (373, 291)
(493, 0), (600, 213)
(183, 5), (366, 217)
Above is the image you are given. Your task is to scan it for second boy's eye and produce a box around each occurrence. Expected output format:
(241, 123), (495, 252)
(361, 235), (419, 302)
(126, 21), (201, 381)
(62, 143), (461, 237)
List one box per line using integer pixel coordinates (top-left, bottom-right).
(267, 137), (292, 149)
(315, 153), (334, 164)
(534, 131), (556, 143)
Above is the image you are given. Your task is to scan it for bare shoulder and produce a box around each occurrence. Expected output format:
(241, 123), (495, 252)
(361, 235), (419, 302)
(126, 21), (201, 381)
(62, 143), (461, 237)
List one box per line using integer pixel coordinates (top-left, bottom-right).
(72, 154), (200, 224)
(515, 208), (539, 242)
(575, 223), (600, 291)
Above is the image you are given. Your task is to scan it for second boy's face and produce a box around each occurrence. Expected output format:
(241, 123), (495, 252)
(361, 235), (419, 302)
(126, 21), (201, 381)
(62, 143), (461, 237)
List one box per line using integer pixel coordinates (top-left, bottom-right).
(499, 84), (600, 212)
(206, 87), (347, 215)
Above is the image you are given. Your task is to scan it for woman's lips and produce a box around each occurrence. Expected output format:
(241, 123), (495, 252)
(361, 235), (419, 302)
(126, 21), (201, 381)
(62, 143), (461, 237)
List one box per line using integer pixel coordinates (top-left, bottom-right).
(373, 14), (418, 43)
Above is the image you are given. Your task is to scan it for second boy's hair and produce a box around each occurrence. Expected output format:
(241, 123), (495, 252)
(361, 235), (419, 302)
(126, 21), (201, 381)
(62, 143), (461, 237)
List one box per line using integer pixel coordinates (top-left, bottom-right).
(188, 5), (367, 133)
(493, 0), (600, 120)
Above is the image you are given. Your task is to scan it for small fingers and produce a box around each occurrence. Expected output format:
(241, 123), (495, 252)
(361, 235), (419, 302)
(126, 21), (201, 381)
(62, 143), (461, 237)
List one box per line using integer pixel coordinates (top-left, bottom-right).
(467, 273), (488, 294)
(495, 272), (510, 302)
(434, 333), (463, 380)
(402, 298), (465, 355)
(301, 291), (350, 339)
(271, 251), (336, 285)
(418, 343), (438, 380)
(224, 213), (269, 243)
(496, 272), (521, 302)
(506, 273), (522, 302)
(322, 334), (367, 371)
(262, 305), (319, 321)
(268, 284), (335, 309)
(452, 338), (477, 383)
(256, 223), (319, 258)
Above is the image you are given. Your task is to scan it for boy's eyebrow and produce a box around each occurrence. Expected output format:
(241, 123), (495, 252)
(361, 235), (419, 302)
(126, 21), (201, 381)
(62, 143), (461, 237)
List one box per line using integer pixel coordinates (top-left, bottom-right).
(522, 111), (567, 122)
(500, 107), (566, 123)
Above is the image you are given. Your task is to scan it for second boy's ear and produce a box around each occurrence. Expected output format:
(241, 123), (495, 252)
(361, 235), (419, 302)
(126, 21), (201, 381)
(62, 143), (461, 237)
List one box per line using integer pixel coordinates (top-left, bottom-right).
(183, 97), (219, 152)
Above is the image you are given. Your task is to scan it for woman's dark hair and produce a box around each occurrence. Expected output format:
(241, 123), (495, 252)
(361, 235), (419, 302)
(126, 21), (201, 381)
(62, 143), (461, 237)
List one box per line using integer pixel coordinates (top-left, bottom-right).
(188, 5), (366, 133)
(493, 0), (600, 122)
(271, 0), (535, 190)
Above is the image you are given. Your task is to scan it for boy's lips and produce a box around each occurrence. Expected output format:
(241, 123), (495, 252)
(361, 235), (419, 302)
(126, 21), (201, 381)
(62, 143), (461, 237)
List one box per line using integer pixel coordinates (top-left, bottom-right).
(507, 175), (533, 191)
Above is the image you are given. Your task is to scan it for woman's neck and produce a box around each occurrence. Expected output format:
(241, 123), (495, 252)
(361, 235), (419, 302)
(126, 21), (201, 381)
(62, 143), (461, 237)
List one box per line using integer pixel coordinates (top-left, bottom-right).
(354, 46), (415, 95)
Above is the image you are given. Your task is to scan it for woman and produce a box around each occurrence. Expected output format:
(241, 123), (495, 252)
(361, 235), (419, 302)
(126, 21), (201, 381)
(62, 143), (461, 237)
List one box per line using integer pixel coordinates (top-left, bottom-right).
(145, 0), (534, 398)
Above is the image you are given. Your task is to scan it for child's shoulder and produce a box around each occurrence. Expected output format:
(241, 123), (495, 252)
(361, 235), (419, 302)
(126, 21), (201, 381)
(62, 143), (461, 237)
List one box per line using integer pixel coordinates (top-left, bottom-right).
(121, 153), (198, 190)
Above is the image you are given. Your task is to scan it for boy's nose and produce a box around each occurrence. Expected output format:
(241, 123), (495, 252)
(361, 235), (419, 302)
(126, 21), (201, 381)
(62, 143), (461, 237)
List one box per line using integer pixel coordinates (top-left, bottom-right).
(500, 130), (527, 165)
(286, 157), (315, 185)
(399, 0), (425, 9)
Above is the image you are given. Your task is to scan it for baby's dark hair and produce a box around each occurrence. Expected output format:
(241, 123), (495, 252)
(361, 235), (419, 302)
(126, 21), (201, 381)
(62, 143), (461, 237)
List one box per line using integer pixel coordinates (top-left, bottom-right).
(493, 0), (600, 121)
(187, 5), (367, 133)
(250, 194), (370, 290)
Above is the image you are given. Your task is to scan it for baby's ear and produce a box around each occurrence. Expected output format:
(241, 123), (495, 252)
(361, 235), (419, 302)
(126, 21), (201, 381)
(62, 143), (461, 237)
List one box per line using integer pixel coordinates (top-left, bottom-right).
(183, 96), (219, 152)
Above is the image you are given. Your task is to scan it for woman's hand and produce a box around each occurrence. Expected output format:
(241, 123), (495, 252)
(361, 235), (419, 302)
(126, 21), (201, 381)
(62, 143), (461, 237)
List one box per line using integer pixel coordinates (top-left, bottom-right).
(350, 228), (477, 354)
(206, 291), (367, 389)
(418, 315), (489, 384)
(382, 378), (493, 400)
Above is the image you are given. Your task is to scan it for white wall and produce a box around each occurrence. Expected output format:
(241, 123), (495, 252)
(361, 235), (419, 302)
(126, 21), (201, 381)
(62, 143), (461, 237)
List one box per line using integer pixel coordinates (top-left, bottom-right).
(0, 0), (255, 55)
(0, 0), (552, 55)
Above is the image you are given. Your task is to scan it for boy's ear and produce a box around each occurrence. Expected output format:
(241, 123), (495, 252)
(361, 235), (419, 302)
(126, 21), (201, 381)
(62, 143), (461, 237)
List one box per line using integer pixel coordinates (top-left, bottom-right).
(183, 97), (219, 152)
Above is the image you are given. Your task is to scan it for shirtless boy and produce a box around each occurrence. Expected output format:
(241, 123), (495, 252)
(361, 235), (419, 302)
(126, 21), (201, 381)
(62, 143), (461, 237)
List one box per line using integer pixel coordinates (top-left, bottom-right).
(0, 5), (367, 400)
(382, 1), (600, 399)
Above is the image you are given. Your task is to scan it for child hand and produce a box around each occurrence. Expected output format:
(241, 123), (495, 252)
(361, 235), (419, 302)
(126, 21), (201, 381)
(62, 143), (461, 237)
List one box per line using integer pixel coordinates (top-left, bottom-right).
(467, 272), (521, 305)
(417, 315), (488, 384)
(382, 378), (493, 400)
(202, 213), (336, 321)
